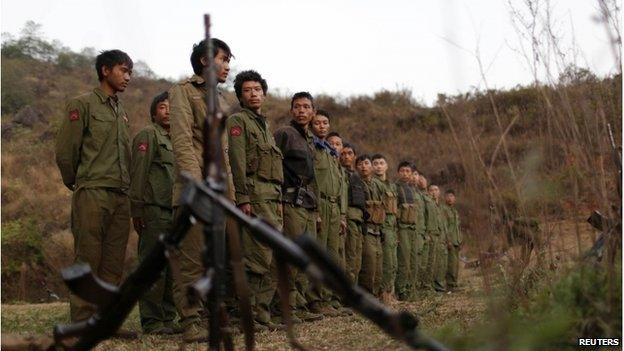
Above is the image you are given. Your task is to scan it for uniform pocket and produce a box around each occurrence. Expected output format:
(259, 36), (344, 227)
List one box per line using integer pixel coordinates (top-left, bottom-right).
(88, 112), (114, 148)
(383, 191), (398, 214)
(399, 203), (417, 224)
(366, 200), (386, 225)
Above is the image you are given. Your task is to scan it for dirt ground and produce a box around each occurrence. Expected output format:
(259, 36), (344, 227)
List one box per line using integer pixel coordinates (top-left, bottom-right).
(0, 218), (596, 350)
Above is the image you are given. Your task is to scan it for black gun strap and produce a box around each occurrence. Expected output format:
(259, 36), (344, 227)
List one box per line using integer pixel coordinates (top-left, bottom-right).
(229, 219), (255, 350)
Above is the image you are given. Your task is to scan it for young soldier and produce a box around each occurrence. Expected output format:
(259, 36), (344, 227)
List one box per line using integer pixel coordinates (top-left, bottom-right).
(442, 189), (461, 290)
(310, 110), (347, 314)
(129, 92), (178, 335)
(226, 70), (284, 329)
(55, 50), (133, 323)
(394, 161), (418, 300)
(169, 38), (232, 341)
(340, 143), (367, 285)
(356, 155), (385, 297)
(372, 154), (399, 303)
(427, 184), (449, 292)
(416, 174), (433, 291)
(273, 92), (322, 322)
(327, 131), (348, 269)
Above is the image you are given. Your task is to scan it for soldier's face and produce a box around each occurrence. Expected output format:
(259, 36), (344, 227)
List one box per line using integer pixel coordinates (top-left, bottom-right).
(327, 136), (343, 154)
(409, 171), (419, 185)
(398, 166), (412, 182)
(214, 49), (231, 83)
(240, 81), (265, 111)
(312, 115), (330, 139)
(372, 158), (388, 176)
(154, 100), (170, 128)
(445, 193), (456, 205)
(428, 185), (440, 199)
(290, 98), (314, 127)
(102, 63), (132, 93)
(418, 176), (427, 190)
(341, 147), (355, 167)
(356, 159), (372, 177)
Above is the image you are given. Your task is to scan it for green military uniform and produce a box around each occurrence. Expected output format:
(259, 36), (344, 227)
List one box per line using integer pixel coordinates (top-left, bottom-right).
(421, 191), (438, 289)
(411, 187), (427, 294)
(274, 121), (318, 308)
(430, 199), (449, 291)
(377, 177), (398, 295)
(169, 74), (233, 330)
(395, 181), (418, 300)
(442, 204), (461, 289)
(129, 122), (177, 332)
(55, 87), (131, 322)
(344, 169), (367, 285)
(359, 177), (385, 296)
(226, 107), (283, 324)
(313, 139), (346, 305)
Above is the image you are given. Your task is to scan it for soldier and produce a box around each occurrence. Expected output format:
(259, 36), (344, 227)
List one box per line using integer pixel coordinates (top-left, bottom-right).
(442, 189), (461, 290)
(394, 161), (418, 300)
(55, 50), (133, 323)
(416, 174), (434, 290)
(356, 155), (385, 296)
(169, 38), (232, 341)
(427, 184), (449, 292)
(129, 92), (179, 334)
(372, 154), (398, 303)
(226, 70), (284, 330)
(327, 131), (348, 269)
(273, 92), (322, 322)
(310, 110), (347, 314)
(340, 143), (367, 285)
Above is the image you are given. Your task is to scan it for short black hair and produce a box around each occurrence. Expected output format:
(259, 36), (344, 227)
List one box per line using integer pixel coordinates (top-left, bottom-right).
(445, 189), (456, 195)
(371, 153), (386, 161)
(427, 184), (437, 190)
(343, 142), (357, 154)
(234, 70), (268, 105)
(316, 109), (331, 120)
(397, 161), (412, 171)
(95, 50), (133, 81)
(190, 38), (233, 76)
(291, 92), (314, 109)
(327, 132), (341, 139)
(150, 91), (169, 121)
(356, 154), (371, 165)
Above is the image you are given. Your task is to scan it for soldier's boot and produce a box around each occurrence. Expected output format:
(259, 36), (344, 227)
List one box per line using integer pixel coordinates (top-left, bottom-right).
(182, 322), (208, 343)
(295, 309), (324, 322)
(308, 301), (341, 317)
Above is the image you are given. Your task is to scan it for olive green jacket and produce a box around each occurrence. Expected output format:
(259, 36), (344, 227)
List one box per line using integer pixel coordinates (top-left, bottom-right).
(226, 108), (283, 205)
(376, 177), (398, 228)
(169, 74), (233, 206)
(55, 87), (130, 192)
(362, 176), (385, 233)
(129, 123), (173, 217)
(414, 188), (427, 235)
(442, 204), (461, 246)
(314, 144), (346, 215)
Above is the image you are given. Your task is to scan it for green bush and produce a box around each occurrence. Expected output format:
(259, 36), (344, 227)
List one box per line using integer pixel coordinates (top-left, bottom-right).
(1, 218), (43, 273)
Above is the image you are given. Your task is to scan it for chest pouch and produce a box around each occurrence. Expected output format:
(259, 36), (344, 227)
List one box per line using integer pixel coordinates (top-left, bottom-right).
(366, 200), (386, 225)
(382, 191), (398, 215)
(399, 203), (417, 224)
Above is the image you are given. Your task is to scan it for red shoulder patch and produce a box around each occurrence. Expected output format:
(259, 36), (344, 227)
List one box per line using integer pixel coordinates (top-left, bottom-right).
(69, 109), (80, 121)
(137, 142), (148, 153)
(230, 126), (242, 137)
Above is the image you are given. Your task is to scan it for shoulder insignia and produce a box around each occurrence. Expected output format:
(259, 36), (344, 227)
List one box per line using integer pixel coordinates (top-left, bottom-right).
(137, 142), (148, 153)
(69, 109), (80, 121)
(230, 126), (242, 137)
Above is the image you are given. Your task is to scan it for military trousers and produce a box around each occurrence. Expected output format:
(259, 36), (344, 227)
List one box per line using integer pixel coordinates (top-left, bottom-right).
(410, 231), (423, 296)
(138, 205), (177, 332)
(359, 232), (382, 296)
(432, 235), (448, 291)
(317, 197), (342, 303)
(395, 223), (415, 299)
(170, 207), (204, 328)
(282, 203), (318, 307)
(242, 200), (282, 322)
(344, 208), (364, 284)
(381, 215), (398, 293)
(70, 187), (130, 322)
(446, 244), (460, 288)
(418, 233), (433, 289)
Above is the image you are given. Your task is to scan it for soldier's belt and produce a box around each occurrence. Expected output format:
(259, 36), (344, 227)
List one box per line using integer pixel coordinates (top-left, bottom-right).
(366, 228), (382, 236)
(320, 193), (340, 203)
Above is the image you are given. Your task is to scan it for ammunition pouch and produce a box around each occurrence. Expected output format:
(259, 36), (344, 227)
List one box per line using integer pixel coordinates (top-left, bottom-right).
(382, 191), (398, 215)
(283, 186), (316, 209)
(398, 203), (417, 224)
(254, 143), (284, 183)
(366, 200), (386, 225)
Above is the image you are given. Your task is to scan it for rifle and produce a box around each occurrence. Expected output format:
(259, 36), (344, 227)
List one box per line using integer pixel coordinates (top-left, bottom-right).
(52, 13), (449, 351)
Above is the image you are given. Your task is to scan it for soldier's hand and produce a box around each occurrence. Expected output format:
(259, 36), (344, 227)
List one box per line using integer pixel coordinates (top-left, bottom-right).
(340, 216), (347, 235)
(132, 217), (145, 235)
(239, 203), (252, 216)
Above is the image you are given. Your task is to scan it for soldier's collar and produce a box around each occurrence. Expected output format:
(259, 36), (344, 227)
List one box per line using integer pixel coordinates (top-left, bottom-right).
(93, 87), (119, 104)
(189, 74), (205, 85)
(241, 107), (265, 120)
(153, 122), (169, 136)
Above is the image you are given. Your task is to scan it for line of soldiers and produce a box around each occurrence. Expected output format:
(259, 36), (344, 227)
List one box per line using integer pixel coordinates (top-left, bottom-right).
(54, 37), (462, 343)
